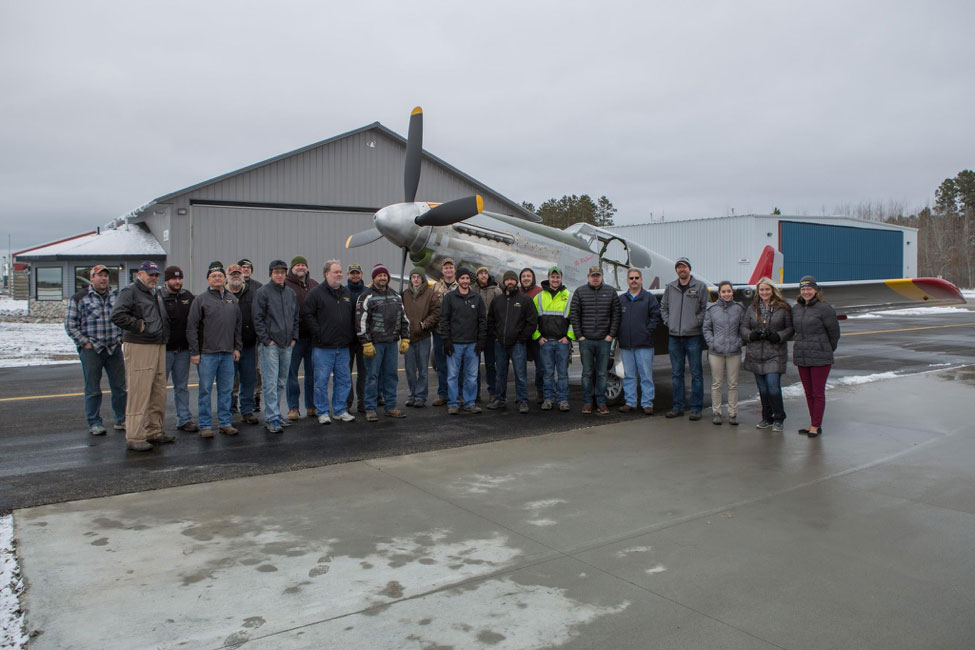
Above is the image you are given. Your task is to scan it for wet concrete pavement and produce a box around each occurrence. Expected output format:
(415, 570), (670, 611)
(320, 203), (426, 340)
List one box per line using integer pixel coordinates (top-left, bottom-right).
(14, 366), (975, 649)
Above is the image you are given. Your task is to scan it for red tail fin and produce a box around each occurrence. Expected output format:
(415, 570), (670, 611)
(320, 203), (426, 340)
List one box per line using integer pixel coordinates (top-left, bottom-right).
(748, 245), (775, 284)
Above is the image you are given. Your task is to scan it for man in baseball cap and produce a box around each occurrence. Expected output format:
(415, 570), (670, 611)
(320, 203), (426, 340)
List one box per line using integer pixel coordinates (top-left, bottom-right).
(661, 255), (709, 420)
(569, 264), (620, 415)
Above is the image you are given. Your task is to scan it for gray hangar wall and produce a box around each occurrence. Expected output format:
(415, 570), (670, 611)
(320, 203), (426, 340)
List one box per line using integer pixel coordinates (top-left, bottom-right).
(137, 125), (526, 293)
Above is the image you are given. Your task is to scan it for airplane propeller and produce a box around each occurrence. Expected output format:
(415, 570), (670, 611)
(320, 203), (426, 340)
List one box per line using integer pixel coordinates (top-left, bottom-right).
(404, 107), (423, 203)
(415, 195), (484, 227)
(345, 228), (383, 249)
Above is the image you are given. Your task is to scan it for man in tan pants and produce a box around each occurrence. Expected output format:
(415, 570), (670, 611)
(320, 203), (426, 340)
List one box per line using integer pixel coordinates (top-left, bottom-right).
(111, 261), (172, 451)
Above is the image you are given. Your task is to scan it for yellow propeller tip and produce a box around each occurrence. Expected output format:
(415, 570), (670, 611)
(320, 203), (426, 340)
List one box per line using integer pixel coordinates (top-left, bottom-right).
(344, 235), (352, 249)
(476, 195), (484, 213)
(411, 106), (422, 116)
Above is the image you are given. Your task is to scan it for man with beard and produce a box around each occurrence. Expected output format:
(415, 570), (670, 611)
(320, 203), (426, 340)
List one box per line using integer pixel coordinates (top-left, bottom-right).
(440, 267), (486, 415)
(402, 267), (439, 408)
(534, 266), (575, 412)
(187, 262), (242, 438)
(345, 263), (367, 413)
(285, 256), (319, 420)
(161, 265), (197, 432)
(238, 258), (263, 412)
(254, 260), (299, 433)
(356, 263), (411, 421)
(472, 266), (501, 403)
(227, 264), (259, 425)
(111, 261), (172, 451)
(431, 257), (458, 406)
(569, 266), (621, 416)
(519, 268), (545, 402)
(487, 270), (537, 413)
(302, 260), (357, 425)
(660, 257), (709, 421)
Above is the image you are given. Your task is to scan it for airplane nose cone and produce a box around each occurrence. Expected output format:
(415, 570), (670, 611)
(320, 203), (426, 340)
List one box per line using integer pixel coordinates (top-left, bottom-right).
(374, 203), (426, 251)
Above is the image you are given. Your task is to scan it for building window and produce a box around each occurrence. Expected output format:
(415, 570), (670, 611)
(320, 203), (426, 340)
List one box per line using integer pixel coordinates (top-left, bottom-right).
(36, 267), (63, 301)
(74, 266), (121, 293)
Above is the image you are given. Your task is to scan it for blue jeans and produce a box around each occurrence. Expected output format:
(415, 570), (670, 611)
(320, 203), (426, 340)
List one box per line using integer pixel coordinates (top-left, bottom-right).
(286, 338), (316, 411)
(539, 339), (570, 403)
(446, 343), (478, 407)
(620, 347), (655, 408)
(365, 341), (399, 412)
(494, 342), (528, 403)
(259, 343), (292, 425)
(198, 352), (235, 428)
(527, 338), (545, 396)
(79, 346), (127, 427)
(478, 335), (496, 397)
(580, 339), (612, 407)
(433, 333), (448, 399)
(405, 336), (432, 403)
(166, 349), (192, 426)
(754, 372), (785, 424)
(312, 347), (351, 416)
(234, 345), (258, 415)
(669, 335), (704, 412)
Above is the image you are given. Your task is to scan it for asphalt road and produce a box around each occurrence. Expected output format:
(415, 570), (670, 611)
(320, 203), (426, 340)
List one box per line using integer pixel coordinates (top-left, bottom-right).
(2, 305), (973, 514)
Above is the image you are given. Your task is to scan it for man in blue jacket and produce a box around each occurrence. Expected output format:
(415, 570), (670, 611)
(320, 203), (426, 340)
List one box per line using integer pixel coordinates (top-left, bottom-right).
(617, 269), (661, 415)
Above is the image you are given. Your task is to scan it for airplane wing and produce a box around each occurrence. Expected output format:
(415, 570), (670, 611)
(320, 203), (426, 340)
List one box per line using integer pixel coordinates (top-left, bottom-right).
(747, 278), (966, 316)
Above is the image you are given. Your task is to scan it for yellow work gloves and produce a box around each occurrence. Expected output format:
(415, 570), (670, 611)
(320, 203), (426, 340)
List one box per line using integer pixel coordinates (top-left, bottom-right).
(399, 339), (410, 354)
(362, 342), (376, 358)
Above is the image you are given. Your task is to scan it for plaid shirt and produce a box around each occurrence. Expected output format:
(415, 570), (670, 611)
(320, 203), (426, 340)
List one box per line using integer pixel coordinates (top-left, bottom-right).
(65, 285), (123, 354)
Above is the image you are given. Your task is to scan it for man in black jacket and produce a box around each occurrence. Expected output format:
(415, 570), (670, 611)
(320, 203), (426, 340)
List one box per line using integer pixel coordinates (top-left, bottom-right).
(569, 265), (621, 415)
(111, 261), (172, 451)
(254, 260), (299, 433)
(238, 258), (263, 412)
(440, 267), (486, 415)
(301, 260), (357, 425)
(228, 264), (260, 425)
(487, 271), (537, 413)
(161, 265), (197, 432)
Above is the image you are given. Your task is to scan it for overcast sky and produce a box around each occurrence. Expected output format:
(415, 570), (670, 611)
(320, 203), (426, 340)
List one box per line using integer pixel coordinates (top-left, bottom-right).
(2, 0), (972, 253)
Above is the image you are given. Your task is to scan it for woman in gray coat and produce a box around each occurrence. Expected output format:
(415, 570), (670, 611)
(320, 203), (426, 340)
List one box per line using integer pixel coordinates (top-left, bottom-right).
(703, 281), (745, 425)
(741, 277), (793, 432)
(792, 275), (840, 438)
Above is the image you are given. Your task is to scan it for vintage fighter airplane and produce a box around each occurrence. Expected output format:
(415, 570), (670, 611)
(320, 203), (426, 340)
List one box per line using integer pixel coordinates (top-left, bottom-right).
(347, 107), (966, 402)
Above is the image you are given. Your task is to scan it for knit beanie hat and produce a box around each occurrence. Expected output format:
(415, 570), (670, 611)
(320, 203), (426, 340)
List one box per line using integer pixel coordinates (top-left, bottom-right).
(268, 259), (288, 275)
(290, 255), (308, 268)
(456, 267), (473, 280)
(372, 262), (391, 280)
(502, 270), (518, 283)
(675, 257), (692, 270)
(207, 261), (225, 277)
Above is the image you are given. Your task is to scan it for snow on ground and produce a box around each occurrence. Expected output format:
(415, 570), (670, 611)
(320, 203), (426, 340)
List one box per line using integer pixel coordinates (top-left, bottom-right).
(1, 515), (28, 650)
(0, 322), (78, 368)
(961, 289), (975, 299)
(0, 300), (27, 316)
(848, 305), (972, 319)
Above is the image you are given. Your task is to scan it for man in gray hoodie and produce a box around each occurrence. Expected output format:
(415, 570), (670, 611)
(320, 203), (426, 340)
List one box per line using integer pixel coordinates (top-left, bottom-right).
(254, 259), (299, 433)
(660, 257), (710, 420)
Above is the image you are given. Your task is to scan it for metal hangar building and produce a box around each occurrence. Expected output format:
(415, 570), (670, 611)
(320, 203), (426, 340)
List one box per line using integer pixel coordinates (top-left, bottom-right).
(609, 214), (918, 285)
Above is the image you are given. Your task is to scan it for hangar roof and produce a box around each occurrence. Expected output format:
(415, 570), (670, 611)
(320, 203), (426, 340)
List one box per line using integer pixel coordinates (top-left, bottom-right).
(15, 225), (166, 261)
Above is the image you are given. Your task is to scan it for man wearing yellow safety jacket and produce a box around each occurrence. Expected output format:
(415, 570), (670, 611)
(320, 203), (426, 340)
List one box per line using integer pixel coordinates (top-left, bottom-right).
(533, 266), (576, 412)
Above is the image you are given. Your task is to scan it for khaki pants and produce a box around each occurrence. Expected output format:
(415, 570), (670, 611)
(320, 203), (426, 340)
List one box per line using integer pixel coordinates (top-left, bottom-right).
(123, 342), (167, 442)
(709, 352), (741, 417)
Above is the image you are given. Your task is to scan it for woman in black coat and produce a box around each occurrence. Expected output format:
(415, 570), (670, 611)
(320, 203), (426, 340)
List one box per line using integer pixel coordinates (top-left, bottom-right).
(792, 275), (840, 437)
(740, 277), (793, 432)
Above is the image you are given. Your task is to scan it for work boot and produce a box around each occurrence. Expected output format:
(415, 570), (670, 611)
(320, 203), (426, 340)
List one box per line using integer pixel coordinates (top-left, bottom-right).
(643, 407), (654, 416)
(177, 422), (199, 433)
(729, 416), (739, 426)
(199, 428), (214, 438)
(689, 411), (702, 421)
(365, 411), (379, 422)
(385, 409), (407, 418)
(713, 414), (723, 425)
(146, 434), (175, 444)
(88, 424), (107, 436)
(432, 397), (447, 407)
(619, 405), (634, 413)
(665, 409), (684, 418)
(241, 413), (259, 425)
(306, 408), (318, 418)
(126, 440), (153, 452)
(447, 405), (459, 415)
(287, 409), (300, 421)
(596, 405), (610, 416)
(219, 426), (239, 435)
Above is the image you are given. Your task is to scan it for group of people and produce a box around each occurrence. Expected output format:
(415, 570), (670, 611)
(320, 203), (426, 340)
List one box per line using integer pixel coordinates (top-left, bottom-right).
(65, 254), (840, 451)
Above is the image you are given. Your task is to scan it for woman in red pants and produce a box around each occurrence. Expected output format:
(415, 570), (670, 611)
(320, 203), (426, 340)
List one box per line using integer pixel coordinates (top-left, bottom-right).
(792, 276), (840, 437)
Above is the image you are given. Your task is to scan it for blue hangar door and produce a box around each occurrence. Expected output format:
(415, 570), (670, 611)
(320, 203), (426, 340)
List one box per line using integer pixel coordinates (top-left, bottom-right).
(780, 222), (903, 282)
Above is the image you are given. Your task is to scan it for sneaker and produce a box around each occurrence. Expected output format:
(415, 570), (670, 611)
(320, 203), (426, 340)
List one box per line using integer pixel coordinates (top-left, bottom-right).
(518, 402), (529, 414)
(665, 409), (684, 418)
(219, 426), (238, 436)
(279, 418), (294, 427)
(199, 428), (214, 438)
(112, 422), (126, 431)
(581, 404), (592, 415)
(287, 409), (300, 421)
(596, 405), (610, 416)
(558, 401), (570, 412)
(413, 401), (426, 408)
(126, 440), (153, 451)
(464, 405), (483, 414)
(177, 422), (199, 433)
(713, 414), (723, 425)
(447, 405), (459, 415)
(772, 422), (784, 432)
(306, 408), (318, 418)
(486, 399), (505, 410)
(146, 434), (175, 444)
(385, 409), (407, 419)
(729, 416), (739, 426)
(689, 411), (702, 421)
(643, 407), (655, 416)
(318, 414), (332, 425)
(266, 421), (283, 434)
(241, 413), (259, 425)
(756, 420), (772, 429)
(336, 412), (355, 422)
(88, 424), (107, 436)
(619, 405), (634, 413)
(365, 411), (379, 422)
(541, 400), (553, 411)
(405, 398), (415, 407)
(432, 397), (447, 407)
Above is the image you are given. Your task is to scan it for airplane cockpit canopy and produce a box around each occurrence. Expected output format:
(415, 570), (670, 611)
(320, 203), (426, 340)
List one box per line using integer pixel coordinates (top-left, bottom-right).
(564, 223), (653, 269)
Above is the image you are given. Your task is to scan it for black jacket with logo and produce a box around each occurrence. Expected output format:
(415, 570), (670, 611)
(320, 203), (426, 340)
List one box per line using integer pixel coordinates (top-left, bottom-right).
(230, 284), (257, 348)
(440, 288), (486, 345)
(161, 286), (195, 351)
(488, 287), (537, 347)
(111, 278), (170, 345)
(302, 282), (356, 348)
(187, 288), (242, 355)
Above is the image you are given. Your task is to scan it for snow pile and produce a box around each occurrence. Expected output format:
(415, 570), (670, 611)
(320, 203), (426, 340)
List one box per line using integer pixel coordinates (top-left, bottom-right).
(960, 289), (975, 299)
(1, 515), (28, 650)
(0, 301), (27, 316)
(0, 322), (79, 368)
(848, 305), (971, 319)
